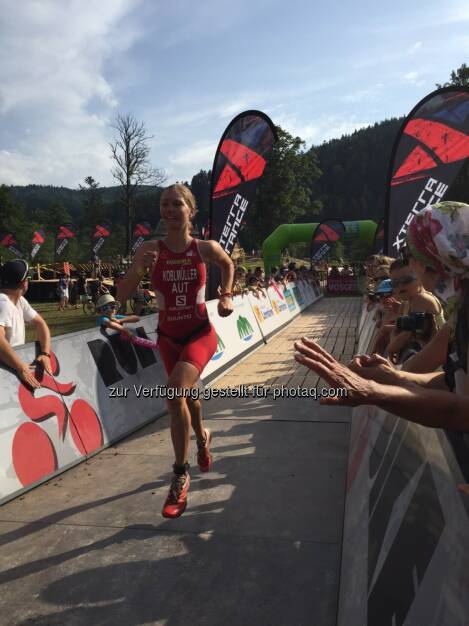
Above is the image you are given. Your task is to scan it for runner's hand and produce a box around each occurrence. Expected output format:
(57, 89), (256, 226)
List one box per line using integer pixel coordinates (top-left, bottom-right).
(142, 250), (158, 272)
(17, 363), (41, 389)
(218, 295), (234, 317)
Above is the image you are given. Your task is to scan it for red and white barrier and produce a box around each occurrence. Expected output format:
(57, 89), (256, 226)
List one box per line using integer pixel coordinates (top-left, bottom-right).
(0, 280), (322, 504)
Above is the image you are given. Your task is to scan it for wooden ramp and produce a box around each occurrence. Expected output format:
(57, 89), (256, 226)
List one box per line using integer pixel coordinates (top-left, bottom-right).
(0, 297), (361, 626)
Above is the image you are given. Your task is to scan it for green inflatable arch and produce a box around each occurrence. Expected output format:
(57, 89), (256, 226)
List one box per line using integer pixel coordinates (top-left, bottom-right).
(261, 220), (377, 273)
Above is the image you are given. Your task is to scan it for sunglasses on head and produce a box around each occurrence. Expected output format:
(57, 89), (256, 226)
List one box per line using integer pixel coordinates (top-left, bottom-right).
(391, 274), (416, 287)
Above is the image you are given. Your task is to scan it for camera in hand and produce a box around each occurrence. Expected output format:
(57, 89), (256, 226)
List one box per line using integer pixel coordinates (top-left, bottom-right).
(396, 312), (433, 336)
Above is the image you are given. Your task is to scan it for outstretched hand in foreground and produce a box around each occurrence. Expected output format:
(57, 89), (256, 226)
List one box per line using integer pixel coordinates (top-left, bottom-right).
(294, 337), (378, 406)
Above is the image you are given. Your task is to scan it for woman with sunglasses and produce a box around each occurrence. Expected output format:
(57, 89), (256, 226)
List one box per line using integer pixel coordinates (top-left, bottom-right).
(293, 201), (469, 433)
(95, 293), (140, 339)
(385, 258), (444, 363)
(117, 184), (234, 519)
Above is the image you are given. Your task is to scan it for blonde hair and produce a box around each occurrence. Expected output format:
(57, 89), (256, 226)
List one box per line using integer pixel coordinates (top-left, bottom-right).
(161, 184), (197, 216)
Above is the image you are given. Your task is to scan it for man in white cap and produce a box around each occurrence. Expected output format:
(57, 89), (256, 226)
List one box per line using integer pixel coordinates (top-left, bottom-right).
(0, 259), (52, 388)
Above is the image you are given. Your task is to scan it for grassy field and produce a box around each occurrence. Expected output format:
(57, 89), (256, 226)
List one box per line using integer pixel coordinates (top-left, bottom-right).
(25, 302), (98, 343)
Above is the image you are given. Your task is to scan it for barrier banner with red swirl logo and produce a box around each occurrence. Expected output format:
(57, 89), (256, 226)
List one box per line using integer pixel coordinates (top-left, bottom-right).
(0, 316), (167, 505)
(385, 87), (469, 254)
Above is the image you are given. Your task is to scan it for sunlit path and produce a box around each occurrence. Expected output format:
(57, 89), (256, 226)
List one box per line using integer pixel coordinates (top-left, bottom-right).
(0, 297), (360, 626)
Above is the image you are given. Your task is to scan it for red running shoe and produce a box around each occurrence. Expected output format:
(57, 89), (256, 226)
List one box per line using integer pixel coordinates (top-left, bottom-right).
(162, 471), (190, 518)
(197, 428), (213, 472)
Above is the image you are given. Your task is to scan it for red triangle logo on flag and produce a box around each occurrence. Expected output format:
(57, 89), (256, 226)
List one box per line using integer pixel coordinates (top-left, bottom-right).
(214, 163), (242, 194)
(220, 139), (266, 181)
(392, 145), (437, 182)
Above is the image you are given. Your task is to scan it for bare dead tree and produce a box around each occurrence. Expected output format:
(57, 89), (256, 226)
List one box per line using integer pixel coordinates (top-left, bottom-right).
(110, 113), (166, 256)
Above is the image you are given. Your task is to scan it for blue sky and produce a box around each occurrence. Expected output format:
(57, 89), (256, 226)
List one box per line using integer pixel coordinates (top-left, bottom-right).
(1, 0), (468, 187)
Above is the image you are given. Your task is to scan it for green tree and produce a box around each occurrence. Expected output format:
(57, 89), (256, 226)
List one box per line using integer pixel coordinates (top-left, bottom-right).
(43, 203), (75, 263)
(79, 176), (104, 228)
(190, 169), (211, 230)
(436, 63), (469, 88)
(436, 64), (469, 202)
(110, 113), (166, 256)
(0, 185), (28, 261)
(344, 237), (372, 264)
(78, 176), (106, 261)
(247, 127), (322, 248)
(0, 185), (17, 227)
(313, 118), (402, 223)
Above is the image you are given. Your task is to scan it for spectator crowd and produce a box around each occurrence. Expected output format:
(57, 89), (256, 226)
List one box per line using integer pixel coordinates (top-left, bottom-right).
(230, 262), (320, 298)
(294, 201), (469, 487)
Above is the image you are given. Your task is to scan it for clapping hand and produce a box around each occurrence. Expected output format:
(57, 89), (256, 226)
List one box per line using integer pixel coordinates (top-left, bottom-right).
(17, 363), (41, 389)
(294, 336), (377, 406)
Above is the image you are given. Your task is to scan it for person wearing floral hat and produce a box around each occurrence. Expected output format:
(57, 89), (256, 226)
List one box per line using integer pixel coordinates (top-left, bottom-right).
(292, 201), (469, 433)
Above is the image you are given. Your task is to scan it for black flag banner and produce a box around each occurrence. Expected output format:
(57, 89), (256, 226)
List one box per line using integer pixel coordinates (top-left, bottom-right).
(92, 222), (112, 257)
(208, 110), (277, 296)
(131, 221), (152, 254)
(31, 227), (46, 260)
(385, 87), (469, 254)
(0, 231), (23, 258)
(56, 224), (77, 257)
(210, 110), (277, 253)
(310, 220), (345, 266)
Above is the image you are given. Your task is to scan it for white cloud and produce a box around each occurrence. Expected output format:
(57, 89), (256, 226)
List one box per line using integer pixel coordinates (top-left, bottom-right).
(0, 0), (142, 186)
(149, 0), (272, 49)
(273, 111), (371, 147)
(408, 41), (422, 54)
(341, 84), (384, 104)
(218, 101), (251, 120)
(167, 140), (218, 182)
(404, 71), (425, 86)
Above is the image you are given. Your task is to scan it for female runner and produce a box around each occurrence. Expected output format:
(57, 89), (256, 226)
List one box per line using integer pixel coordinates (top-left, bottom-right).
(117, 184), (234, 518)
